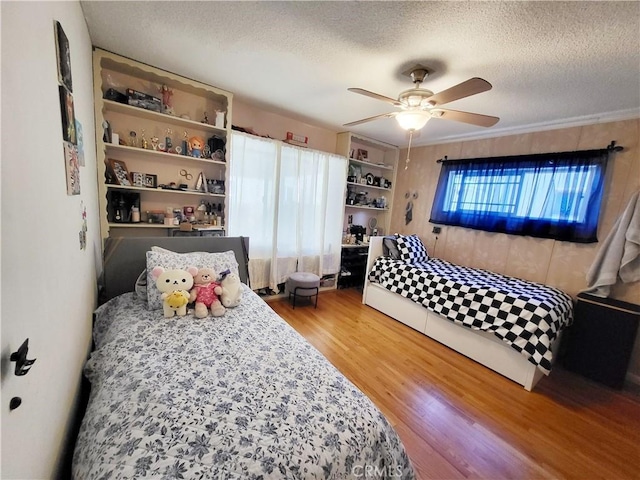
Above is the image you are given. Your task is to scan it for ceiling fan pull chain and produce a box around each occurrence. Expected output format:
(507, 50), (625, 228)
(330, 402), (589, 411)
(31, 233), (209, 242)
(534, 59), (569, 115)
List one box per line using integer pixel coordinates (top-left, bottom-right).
(405, 130), (414, 170)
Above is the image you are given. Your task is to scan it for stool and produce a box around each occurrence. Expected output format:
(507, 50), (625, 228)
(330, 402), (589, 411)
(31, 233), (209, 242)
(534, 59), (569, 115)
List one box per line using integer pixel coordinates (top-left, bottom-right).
(285, 272), (320, 309)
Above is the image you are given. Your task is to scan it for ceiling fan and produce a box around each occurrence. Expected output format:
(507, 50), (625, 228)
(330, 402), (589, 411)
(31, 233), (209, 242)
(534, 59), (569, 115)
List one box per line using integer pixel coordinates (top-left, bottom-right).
(345, 65), (500, 132)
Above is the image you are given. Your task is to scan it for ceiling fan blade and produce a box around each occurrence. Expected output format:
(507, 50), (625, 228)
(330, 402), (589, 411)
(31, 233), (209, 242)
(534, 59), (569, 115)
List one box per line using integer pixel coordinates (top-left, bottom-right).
(348, 88), (402, 106)
(432, 108), (499, 127)
(426, 78), (492, 106)
(343, 112), (398, 127)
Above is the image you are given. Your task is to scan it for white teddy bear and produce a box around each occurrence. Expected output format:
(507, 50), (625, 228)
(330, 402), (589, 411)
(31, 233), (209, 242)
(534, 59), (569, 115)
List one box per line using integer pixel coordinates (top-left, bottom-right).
(152, 266), (197, 318)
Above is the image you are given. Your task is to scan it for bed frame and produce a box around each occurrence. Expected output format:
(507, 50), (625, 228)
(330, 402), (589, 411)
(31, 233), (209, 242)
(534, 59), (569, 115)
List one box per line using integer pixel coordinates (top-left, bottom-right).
(101, 236), (250, 301)
(362, 237), (547, 391)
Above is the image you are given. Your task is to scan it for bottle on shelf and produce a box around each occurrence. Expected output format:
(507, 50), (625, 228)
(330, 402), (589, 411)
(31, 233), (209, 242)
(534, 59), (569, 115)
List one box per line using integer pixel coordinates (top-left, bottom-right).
(131, 206), (140, 223)
(216, 203), (223, 227)
(114, 198), (125, 222)
(196, 201), (206, 222)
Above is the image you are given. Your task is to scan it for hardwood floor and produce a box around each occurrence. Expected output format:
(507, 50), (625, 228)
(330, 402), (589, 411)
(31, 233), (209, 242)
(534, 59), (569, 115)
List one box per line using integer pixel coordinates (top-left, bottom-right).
(268, 288), (640, 480)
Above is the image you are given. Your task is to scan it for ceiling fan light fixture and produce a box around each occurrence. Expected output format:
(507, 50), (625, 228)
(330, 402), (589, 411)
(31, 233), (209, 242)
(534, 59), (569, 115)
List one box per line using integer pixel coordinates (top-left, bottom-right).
(406, 95), (423, 107)
(396, 110), (430, 131)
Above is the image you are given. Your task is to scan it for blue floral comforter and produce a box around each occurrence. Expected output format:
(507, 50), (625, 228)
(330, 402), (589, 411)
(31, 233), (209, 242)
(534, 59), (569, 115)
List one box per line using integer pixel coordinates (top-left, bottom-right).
(72, 286), (414, 479)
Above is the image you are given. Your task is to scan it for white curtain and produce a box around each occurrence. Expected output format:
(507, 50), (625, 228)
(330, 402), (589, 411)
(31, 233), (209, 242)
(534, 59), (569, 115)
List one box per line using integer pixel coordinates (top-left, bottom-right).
(228, 132), (347, 291)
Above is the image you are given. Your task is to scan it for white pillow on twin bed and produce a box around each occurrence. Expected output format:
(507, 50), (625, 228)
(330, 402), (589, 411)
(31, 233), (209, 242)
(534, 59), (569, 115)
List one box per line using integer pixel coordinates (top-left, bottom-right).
(145, 249), (240, 310)
(133, 247), (179, 302)
(134, 270), (148, 301)
(396, 234), (429, 264)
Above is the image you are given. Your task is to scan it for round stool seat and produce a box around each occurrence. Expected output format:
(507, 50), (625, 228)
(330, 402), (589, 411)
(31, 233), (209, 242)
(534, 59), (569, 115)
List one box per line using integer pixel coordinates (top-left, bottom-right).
(286, 272), (320, 309)
(286, 272), (320, 294)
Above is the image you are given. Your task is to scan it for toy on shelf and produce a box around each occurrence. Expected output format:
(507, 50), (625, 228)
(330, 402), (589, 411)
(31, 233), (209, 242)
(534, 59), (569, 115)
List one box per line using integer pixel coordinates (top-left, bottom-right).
(189, 136), (205, 158)
(160, 84), (174, 115)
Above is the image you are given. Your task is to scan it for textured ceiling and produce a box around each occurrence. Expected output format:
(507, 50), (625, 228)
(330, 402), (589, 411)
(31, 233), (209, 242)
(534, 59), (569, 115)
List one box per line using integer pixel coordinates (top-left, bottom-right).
(80, 1), (640, 147)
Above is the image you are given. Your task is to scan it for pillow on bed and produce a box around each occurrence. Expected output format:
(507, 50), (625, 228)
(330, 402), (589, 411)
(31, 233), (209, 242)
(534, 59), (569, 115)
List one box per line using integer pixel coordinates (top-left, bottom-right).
(134, 270), (147, 300)
(396, 234), (429, 263)
(145, 250), (239, 310)
(382, 235), (401, 260)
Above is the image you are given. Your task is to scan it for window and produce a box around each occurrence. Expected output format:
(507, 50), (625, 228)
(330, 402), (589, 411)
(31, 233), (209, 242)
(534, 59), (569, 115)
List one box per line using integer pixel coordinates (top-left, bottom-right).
(228, 132), (347, 291)
(430, 149), (610, 243)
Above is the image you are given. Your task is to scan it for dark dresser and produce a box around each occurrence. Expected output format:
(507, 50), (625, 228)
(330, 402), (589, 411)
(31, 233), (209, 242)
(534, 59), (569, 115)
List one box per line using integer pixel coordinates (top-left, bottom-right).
(338, 245), (369, 289)
(561, 292), (640, 389)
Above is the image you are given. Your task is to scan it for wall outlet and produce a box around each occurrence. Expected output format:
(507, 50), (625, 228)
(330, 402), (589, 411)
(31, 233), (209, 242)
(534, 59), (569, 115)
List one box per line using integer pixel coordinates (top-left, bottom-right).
(432, 226), (441, 234)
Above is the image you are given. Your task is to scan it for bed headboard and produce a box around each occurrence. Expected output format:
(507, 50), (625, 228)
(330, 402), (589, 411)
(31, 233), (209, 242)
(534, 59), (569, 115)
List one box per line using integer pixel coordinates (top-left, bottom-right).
(101, 236), (250, 301)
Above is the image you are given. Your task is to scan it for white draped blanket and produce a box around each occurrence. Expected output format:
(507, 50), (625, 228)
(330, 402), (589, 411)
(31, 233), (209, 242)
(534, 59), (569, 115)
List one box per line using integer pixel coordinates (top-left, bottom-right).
(585, 190), (640, 297)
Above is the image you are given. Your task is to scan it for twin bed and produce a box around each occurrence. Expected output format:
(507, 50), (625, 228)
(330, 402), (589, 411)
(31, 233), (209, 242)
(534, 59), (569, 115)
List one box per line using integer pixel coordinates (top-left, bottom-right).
(363, 235), (573, 391)
(73, 232), (573, 477)
(73, 237), (414, 479)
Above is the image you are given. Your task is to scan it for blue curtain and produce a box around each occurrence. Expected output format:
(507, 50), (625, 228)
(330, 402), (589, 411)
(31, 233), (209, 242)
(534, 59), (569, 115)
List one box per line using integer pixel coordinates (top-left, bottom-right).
(429, 149), (610, 243)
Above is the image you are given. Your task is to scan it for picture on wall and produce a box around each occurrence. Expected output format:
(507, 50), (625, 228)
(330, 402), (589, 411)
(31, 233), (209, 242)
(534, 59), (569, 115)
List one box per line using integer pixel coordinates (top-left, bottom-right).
(63, 142), (80, 195)
(75, 119), (85, 166)
(59, 85), (77, 144)
(54, 21), (72, 92)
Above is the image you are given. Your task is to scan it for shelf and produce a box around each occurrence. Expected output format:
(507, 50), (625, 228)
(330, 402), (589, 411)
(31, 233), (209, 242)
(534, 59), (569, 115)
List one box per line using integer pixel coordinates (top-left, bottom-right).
(107, 184), (226, 198)
(103, 99), (227, 135)
(108, 222), (225, 230)
(345, 204), (389, 211)
(346, 181), (391, 192)
(105, 144), (227, 166)
(348, 157), (394, 171)
(95, 49), (233, 242)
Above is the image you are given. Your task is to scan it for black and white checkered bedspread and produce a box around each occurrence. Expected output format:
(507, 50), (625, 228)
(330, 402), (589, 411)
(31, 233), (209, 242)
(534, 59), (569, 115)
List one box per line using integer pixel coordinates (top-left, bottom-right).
(369, 257), (573, 374)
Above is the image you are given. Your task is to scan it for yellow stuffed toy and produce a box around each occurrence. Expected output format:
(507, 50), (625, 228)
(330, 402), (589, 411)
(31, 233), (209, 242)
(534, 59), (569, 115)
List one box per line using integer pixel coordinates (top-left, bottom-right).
(151, 266), (197, 318)
(165, 290), (190, 309)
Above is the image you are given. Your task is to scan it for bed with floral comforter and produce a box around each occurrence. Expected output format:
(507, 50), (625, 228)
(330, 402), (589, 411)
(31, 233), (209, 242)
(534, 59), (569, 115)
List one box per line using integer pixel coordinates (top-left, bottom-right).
(72, 285), (414, 479)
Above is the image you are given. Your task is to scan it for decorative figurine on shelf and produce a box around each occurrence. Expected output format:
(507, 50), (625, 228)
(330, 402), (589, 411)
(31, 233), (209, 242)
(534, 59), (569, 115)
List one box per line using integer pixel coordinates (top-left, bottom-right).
(189, 136), (205, 158)
(140, 129), (149, 149)
(159, 84), (174, 115)
(181, 131), (189, 156)
(202, 144), (211, 159)
(165, 128), (173, 152)
(102, 120), (111, 144)
(212, 149), (225, 162)
(151, 136), (159, 151)
(129, 130), (138, 148)
(202, 111), (209, 124)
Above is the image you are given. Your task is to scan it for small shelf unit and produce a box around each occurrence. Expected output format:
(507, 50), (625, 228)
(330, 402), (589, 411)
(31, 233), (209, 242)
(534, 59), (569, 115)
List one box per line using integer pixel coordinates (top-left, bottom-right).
(93, 48), (233, 239)
(336, 132), (398, 238)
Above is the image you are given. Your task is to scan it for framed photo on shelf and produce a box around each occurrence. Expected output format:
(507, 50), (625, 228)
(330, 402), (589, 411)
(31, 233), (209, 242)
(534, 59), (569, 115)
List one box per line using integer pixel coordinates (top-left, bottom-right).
(107, 159), (131, 186)
(131, 172), (146, 187)
(144, 174), (158, 188)
(348, 164), (362, 179)
(356, 149), (368, 161)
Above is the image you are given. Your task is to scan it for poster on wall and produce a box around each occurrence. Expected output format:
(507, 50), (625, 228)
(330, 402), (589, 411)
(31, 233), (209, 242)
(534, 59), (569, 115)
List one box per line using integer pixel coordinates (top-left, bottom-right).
(59, 85), (77, 144)
(75, 119), (85, 166)
(54, 21), (72, 92)
(64, 141), (81, 195)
